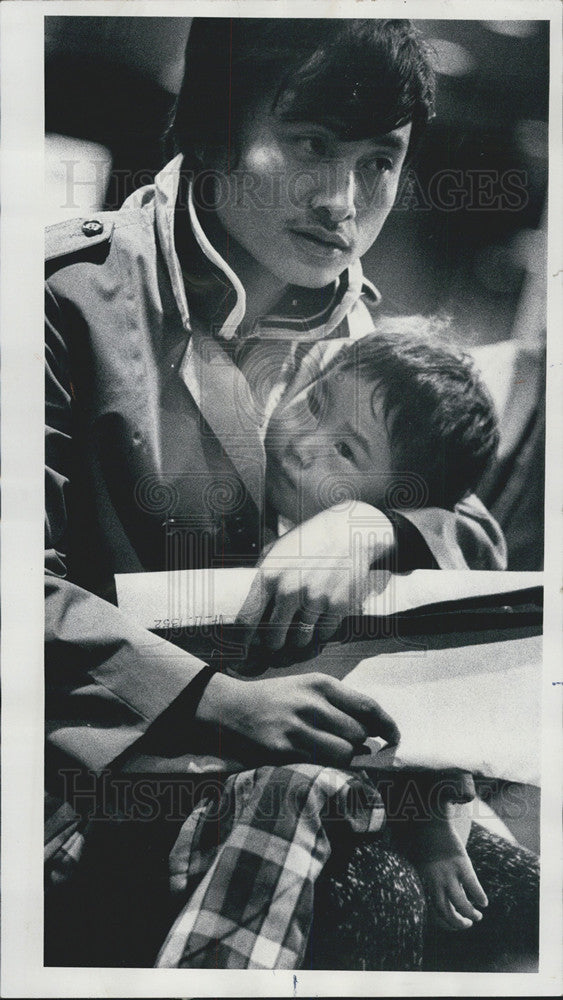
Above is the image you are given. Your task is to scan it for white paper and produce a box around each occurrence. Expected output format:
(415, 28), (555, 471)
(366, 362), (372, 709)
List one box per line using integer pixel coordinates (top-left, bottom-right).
(115, 568), (542, 782)
(345, 634), (542, 784)
(115, 567), (542, 628)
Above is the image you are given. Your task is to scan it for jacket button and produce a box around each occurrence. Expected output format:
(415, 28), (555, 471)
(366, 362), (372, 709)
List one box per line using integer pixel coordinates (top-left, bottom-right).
(82, 220), (103, 237)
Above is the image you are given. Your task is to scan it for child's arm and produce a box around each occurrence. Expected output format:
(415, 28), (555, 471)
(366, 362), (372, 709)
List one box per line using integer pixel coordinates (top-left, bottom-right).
(234, 502), (397, 652)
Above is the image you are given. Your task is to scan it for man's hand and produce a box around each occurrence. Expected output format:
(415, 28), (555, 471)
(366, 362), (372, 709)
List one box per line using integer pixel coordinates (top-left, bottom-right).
(194, 670), (400, 768)
(235, 503), (396, 654)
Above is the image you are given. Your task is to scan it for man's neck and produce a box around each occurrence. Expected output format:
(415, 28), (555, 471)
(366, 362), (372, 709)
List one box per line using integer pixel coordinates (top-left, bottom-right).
(198, 207), (286, 334)
(179, 197), (342, 338)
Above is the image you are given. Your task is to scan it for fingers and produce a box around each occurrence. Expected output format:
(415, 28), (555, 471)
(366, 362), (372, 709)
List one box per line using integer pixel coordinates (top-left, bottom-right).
(303, 699), (369, 748)
(440, 897), (476, 931)
(234, 571), (272, 650)
(293, 727), (357, 768)
(445, 880), (484, 924)
(290, 607), (324, 650)
(427, 881), (478, 931)
(258, 591), (338, 652)
(263, 588), (325, 651)
(431, 910), (460, 933)
(211, 674), (385, 771)
(261, 590), (303, 651)
(275, 606), (343, 650)
(236, 571), (327, 653)
(325, 679), (400, 745)
(316, 611), (341, 645)
(460, 867), (488, 909)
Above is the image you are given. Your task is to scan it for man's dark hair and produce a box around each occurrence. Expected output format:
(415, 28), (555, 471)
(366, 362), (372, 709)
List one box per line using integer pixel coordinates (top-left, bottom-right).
(173, 18), (435, 171)
(330, 317), (500, 510)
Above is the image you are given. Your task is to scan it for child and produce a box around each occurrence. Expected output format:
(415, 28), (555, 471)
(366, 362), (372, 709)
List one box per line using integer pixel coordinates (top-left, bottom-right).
(262, 316), (498, 930)
(265, 315), (499, 534)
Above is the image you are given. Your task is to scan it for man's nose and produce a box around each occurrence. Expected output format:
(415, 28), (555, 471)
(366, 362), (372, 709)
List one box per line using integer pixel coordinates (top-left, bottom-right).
(309, 165), (357, 224)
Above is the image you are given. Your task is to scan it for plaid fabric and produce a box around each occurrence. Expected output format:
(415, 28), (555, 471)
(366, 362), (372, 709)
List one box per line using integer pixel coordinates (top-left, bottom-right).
(156, 764), (385, 969)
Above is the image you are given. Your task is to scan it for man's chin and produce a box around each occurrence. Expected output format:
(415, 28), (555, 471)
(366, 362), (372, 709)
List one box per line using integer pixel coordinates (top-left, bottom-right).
(277, 265), (348, 289)
(265, 252), (353, 289)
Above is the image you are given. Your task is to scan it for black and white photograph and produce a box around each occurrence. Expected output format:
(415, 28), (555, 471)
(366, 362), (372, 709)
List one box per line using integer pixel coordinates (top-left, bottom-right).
(1, 1), (562, 996)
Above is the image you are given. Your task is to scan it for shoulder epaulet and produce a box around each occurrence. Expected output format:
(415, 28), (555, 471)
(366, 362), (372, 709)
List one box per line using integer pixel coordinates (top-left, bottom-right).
(45, 216), (115, 263)
(361, 276), (382, 306)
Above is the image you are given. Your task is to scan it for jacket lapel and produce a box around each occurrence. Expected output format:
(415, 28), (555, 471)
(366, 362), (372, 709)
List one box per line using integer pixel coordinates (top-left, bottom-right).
(179, 330), (265, 514)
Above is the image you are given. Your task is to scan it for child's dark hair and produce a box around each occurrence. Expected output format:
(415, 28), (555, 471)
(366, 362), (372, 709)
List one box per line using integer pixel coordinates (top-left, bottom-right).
(331, 317), (499, 510)
(173, 18), (435, 170)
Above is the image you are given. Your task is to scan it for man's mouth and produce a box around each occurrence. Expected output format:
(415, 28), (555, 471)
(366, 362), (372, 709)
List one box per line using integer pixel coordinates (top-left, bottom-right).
(288, 226), (352, 253)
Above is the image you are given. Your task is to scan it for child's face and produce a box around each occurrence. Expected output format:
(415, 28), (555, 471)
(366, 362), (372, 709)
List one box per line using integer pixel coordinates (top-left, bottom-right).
(265, 369), (394, 522)
(215, 98), (411, 289)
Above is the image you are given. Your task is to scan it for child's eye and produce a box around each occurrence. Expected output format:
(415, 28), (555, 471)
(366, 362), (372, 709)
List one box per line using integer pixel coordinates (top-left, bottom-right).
(306, 386), (323, 418)
(336, 441), (354, 460)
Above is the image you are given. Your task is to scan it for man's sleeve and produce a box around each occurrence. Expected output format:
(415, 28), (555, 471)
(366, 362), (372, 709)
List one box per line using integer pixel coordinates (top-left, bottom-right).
(45, 283), (213, 775)
(393, 496), (508, 570)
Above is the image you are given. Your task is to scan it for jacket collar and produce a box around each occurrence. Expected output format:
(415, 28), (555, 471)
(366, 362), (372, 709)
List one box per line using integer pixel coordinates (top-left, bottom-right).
(153, 155), (372, 341)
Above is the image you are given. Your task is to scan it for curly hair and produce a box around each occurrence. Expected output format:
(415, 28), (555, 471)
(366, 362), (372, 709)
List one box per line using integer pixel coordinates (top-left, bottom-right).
(173, 18), (435, 171)
(329, 317), (500, 510)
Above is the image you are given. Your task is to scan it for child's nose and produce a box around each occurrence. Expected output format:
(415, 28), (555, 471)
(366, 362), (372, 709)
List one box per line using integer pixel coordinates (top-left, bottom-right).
(290, 435), (322, 468)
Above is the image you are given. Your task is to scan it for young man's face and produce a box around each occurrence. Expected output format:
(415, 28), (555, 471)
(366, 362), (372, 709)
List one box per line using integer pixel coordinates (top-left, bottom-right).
(265, 369), (394, 522)
(214, 101), (411, 289)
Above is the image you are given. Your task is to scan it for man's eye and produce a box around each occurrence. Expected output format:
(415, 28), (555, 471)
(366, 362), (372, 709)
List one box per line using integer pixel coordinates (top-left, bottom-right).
(363, 156), (394, 174)
(336, 441), (354, 460)
(294, 136), (330, 160)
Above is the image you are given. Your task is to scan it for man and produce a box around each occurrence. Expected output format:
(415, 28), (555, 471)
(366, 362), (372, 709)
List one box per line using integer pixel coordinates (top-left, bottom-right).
(45, 19), (517, 968)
